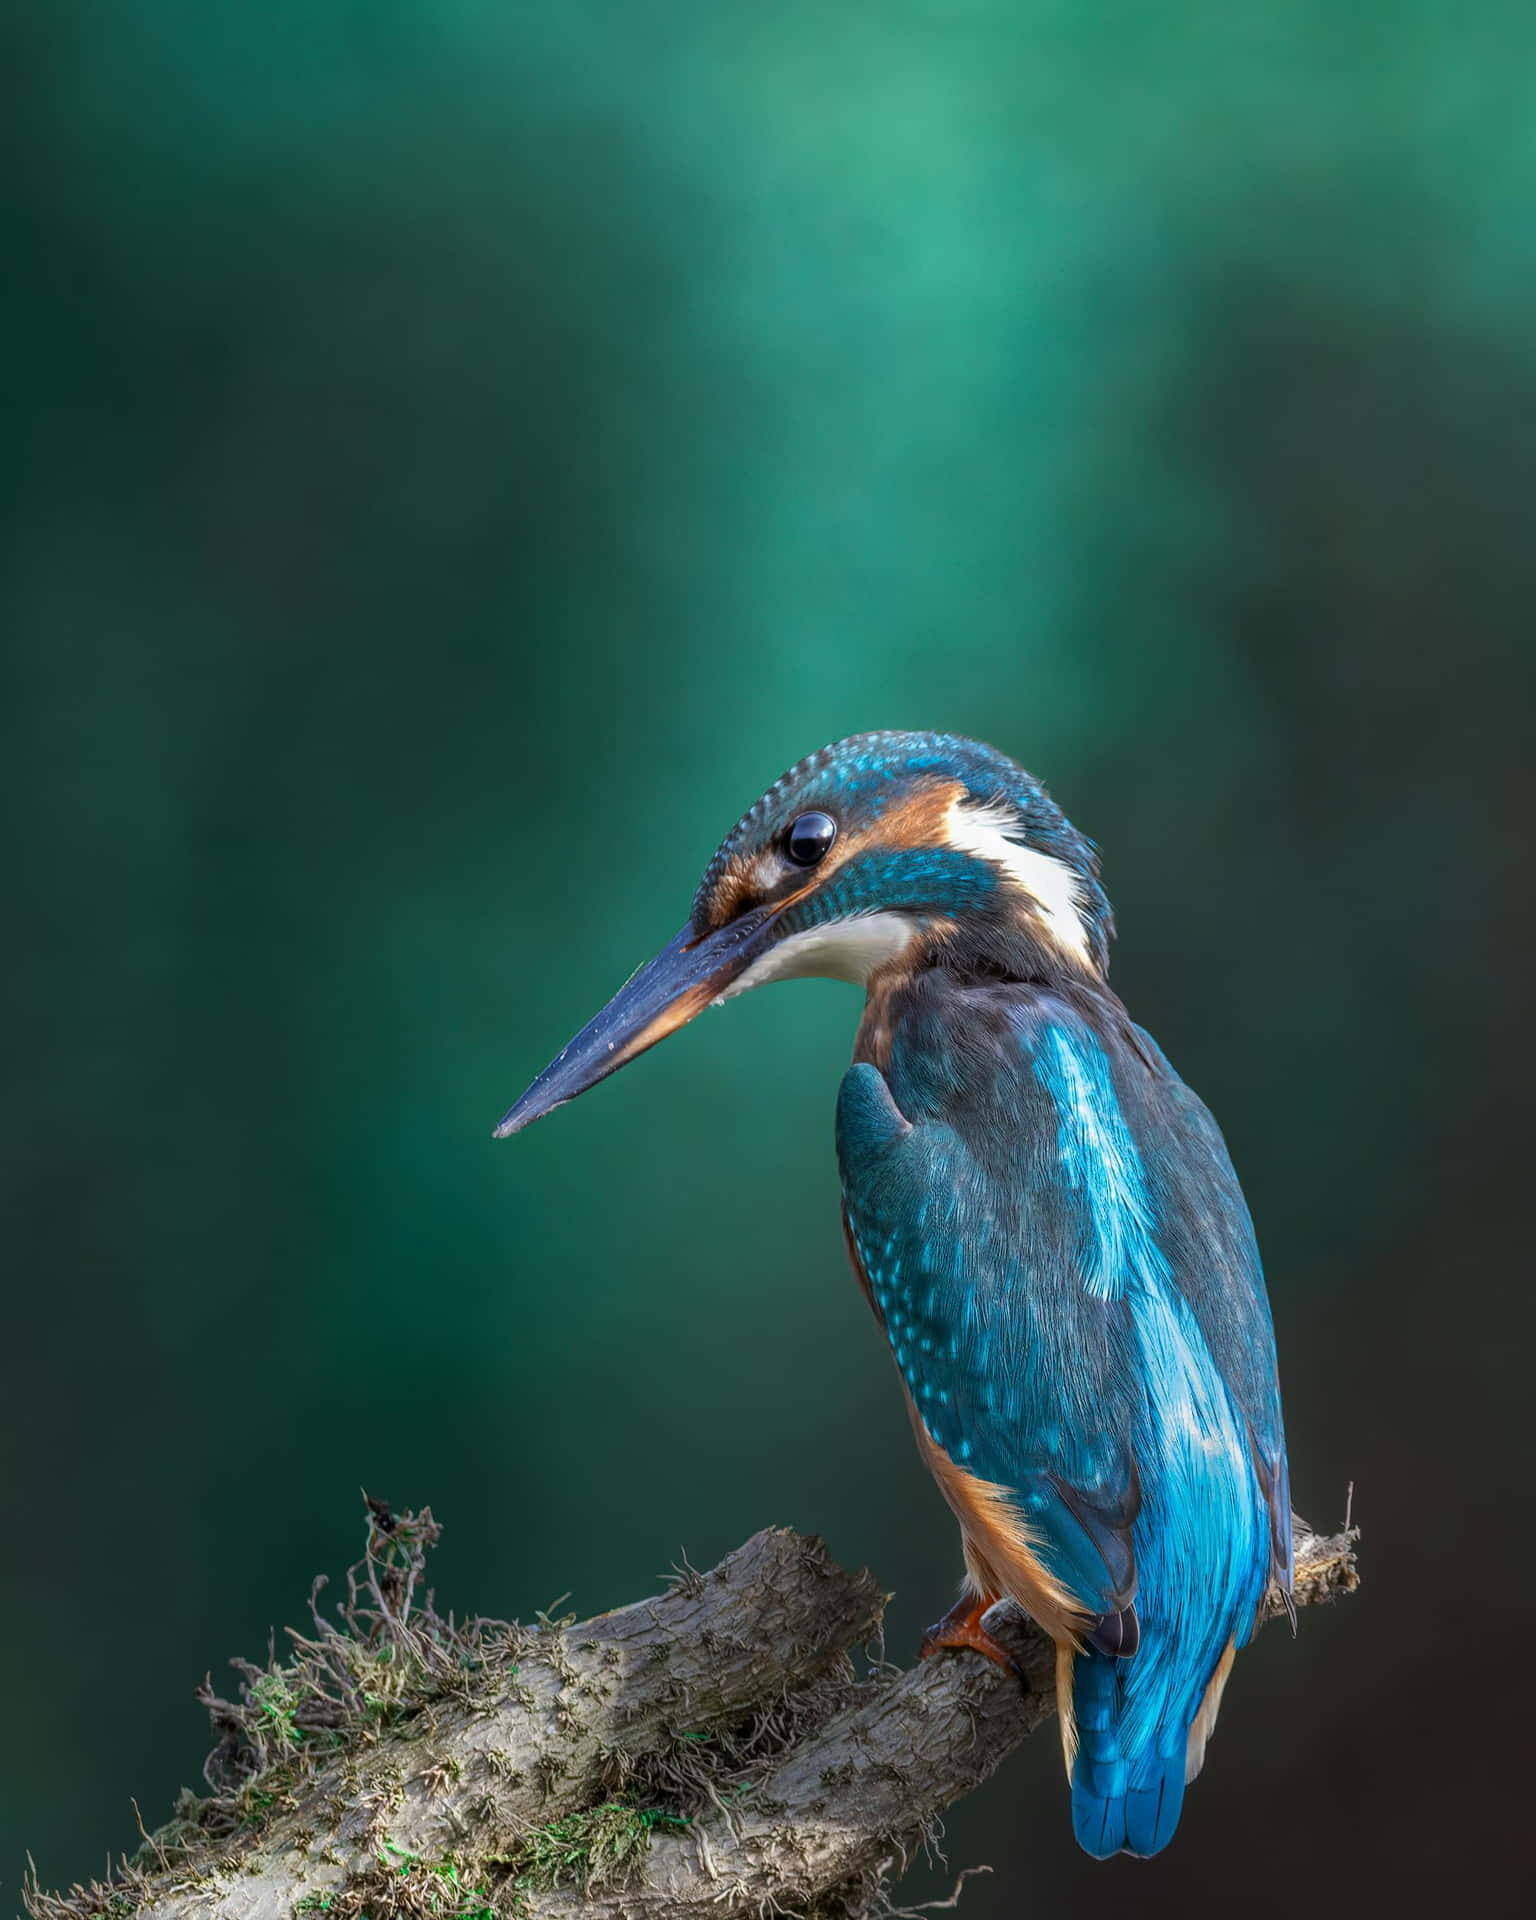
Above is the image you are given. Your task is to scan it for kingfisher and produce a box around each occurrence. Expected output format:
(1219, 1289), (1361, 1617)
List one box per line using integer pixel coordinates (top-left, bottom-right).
(495, 732), (1293, 1858)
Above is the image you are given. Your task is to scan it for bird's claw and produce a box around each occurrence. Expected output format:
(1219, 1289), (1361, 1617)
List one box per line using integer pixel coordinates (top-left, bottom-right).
(919, 1592), (1023, 1677)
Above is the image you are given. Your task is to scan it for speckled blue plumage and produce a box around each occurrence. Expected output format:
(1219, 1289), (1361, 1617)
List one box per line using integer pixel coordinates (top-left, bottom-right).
(838, 970), (1289, 1857)
(693, 731), (1114, 969)
(503, 727), (1293, 1860)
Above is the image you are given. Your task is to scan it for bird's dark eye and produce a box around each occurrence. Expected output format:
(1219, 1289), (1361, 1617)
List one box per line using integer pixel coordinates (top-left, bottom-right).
(786, 810), (838, 867)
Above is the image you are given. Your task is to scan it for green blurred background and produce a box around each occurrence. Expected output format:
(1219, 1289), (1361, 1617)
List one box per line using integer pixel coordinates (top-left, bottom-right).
(4, 4), (1533, 1913)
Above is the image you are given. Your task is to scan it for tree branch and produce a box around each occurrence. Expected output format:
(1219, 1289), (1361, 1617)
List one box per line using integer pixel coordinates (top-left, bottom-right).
(28, 1506), (1358, 1920)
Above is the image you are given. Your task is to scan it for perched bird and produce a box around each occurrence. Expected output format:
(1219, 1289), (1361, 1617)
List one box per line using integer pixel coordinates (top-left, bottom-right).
(496, 731), (1292, 1859)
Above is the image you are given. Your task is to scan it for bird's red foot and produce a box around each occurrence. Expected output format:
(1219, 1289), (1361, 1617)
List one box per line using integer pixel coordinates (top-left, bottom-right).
(919, 1591), (1020, 1675)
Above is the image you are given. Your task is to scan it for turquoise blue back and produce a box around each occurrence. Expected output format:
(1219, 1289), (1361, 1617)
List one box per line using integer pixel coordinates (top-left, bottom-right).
(837, 975), (1289, 1856)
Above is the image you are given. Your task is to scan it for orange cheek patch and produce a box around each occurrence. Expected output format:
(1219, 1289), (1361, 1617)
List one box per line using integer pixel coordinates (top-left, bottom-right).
(864, 779), (967, 850)
(702, 852), (765, 929)
(697, 776), (966, 931)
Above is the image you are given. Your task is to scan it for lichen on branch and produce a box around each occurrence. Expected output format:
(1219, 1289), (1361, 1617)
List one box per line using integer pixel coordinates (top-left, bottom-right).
(26, 1499), (1358, 1920)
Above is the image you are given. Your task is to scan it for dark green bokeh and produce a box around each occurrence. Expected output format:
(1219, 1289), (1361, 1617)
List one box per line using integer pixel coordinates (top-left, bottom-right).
(4, 5), (1533, 1913)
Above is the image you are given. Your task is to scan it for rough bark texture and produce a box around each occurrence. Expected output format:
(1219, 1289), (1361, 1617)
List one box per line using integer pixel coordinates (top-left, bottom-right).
(29, 1508), (1357, 1920)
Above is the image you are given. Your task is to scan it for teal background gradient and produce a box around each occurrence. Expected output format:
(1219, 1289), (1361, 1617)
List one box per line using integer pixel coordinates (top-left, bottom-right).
(4, 5), (1534, 1914)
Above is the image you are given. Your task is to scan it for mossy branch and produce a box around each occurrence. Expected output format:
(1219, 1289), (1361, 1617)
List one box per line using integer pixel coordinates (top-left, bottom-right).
(26, 1501), (1358, 1920)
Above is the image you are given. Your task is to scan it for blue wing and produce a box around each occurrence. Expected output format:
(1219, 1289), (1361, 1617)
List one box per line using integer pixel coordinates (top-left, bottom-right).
(837, 1039), (1143, 1624)
(1127, 1022), (1294, 1599)
(838, 975), (1289, 1838)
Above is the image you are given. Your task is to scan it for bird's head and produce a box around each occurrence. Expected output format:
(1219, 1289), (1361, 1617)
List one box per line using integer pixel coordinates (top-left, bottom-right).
(495, 730), (1111, 1137)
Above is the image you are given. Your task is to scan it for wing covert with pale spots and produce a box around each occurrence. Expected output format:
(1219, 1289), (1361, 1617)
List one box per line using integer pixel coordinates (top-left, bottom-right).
(837, 1036), (1143, 1620)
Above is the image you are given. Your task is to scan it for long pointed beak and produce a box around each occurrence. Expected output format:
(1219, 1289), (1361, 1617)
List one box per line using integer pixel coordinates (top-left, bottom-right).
(493, 905), (779, 1139)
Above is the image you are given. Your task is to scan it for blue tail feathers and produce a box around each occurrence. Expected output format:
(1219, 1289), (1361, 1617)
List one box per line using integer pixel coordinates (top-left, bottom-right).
(1070, 1650), (1187, 1859)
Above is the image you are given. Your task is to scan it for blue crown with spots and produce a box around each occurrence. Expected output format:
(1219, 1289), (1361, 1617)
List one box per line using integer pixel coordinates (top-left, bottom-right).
(693, 730), (1114, 963)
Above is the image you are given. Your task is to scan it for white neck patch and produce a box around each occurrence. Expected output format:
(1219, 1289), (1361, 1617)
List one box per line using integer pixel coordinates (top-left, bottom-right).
(714, 911), (919, 1004)
(943, 795), (1093, 965)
